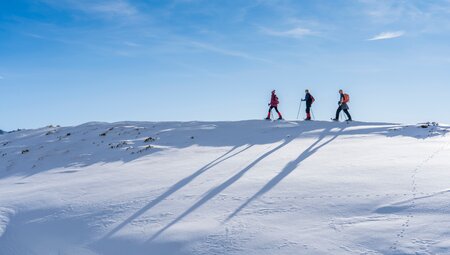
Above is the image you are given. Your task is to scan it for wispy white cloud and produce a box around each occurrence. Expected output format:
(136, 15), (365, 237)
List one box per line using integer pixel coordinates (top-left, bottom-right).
(123, 41), (140, 47)
(82, 0), (138, 18)
(360, 0), (450, 28)
(41, 0), (141, 20)
(359, 0), (424, 23)
(23, 33), (46, 39)
(189, 41), (271, 63)
(368, 31), (405, 41)
(261, 27), (314, 39)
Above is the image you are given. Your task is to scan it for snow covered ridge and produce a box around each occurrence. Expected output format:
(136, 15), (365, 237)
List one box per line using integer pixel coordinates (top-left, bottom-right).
(1, 120), (448, 178)
(0, 120), (450, 255)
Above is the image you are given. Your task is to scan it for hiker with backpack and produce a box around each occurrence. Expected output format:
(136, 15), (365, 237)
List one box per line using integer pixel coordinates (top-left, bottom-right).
(266, 90), (283, 120)
(332, 89), (352, 121)
(301, 89), (315, 121)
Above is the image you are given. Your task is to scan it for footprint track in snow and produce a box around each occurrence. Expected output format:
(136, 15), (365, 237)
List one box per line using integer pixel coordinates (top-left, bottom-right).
(389, 140), (450, 252)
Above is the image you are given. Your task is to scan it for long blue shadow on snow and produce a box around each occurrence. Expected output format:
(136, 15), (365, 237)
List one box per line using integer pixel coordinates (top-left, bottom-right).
(98, 121), (422, 242)
(224, 126), (344, 222)
(146, 135), (299, 242)
(375, 189), (450, 215)
(101, 144), (253, 240)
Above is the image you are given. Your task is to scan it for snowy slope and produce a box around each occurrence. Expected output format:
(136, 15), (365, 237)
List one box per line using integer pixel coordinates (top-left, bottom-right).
(0, 120), (449, 255)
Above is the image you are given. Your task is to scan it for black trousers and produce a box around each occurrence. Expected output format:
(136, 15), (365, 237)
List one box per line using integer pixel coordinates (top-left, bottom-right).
(305, 105), (311, 114)
(335, 106), (352, 120)
(269, 106), (281, 114)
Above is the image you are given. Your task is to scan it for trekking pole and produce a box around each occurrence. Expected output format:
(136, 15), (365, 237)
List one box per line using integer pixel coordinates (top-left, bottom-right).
(296, 101), (303, 120)
(311, 109), (315, 120)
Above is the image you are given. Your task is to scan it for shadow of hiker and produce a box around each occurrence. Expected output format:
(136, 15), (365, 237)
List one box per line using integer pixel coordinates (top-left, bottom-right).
(93, 121), (433, 243)
(101, 144), (253, 240)
(146, 135), (298, 242)
(100, 122), (330, 242)
(224, 126), (345, 222)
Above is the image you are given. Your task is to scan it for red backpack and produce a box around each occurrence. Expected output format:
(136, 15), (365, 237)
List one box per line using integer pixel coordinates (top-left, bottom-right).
(343, 94), (350, 103)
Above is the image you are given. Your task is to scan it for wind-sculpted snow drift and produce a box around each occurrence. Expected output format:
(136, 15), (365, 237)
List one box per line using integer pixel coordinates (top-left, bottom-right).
(0, 120), (449, 255)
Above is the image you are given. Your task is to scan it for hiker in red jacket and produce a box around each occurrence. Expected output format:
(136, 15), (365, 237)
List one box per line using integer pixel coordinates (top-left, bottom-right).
(266, 90), (283, 120)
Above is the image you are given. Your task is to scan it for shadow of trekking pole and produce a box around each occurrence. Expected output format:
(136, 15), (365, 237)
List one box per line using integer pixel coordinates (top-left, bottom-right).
(224, 126), (344, 222)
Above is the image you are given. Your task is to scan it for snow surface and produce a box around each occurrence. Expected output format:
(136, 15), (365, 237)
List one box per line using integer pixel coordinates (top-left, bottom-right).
(1, 120), (450, 255)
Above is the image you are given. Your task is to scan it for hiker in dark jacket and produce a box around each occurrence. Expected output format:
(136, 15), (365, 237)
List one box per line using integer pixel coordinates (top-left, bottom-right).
(301, 89), (314, 121)
(332, 89), (352, 121)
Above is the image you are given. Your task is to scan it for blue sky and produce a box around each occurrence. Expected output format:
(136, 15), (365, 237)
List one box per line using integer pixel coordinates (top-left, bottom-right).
(1, 0), (450, 130)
